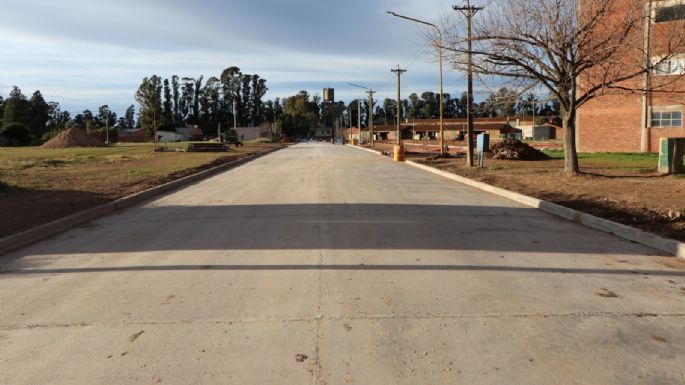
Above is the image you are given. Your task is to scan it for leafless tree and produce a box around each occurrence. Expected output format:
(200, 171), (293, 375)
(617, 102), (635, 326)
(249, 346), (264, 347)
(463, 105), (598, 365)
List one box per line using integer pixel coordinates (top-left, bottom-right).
(439, 0), (685, 175)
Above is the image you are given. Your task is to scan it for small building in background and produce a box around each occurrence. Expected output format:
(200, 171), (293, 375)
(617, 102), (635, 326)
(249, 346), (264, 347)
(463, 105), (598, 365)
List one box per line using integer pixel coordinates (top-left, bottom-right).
(313, 127), (334, 139)
(520, 125), (555, 140)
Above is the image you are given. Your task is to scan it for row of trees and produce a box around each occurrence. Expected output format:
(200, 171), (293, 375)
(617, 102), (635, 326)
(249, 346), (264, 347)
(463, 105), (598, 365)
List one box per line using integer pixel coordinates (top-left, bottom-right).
(0, 87), (52, 145)
(273, 87), (560, 138)
(372, 87), (559, 125)
(135, 67), (268, 136)
(1, 83), (556, 146)
(0, 86), (139, 146)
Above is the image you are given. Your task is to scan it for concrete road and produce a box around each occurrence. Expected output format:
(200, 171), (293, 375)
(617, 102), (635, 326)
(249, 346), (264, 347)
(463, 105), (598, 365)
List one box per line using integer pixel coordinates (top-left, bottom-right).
(1, 143), (685, 385)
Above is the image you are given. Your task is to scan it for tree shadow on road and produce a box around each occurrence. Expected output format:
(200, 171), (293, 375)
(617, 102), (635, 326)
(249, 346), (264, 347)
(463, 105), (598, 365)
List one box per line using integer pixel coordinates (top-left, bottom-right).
(0, 203), (671, 274)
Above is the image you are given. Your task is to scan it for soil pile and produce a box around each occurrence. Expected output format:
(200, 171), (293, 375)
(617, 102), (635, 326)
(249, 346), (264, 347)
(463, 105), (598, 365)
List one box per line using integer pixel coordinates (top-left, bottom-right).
(490, 139), (550, 161)
(279, 136), (294, 144)
(42, 128), (105, 149)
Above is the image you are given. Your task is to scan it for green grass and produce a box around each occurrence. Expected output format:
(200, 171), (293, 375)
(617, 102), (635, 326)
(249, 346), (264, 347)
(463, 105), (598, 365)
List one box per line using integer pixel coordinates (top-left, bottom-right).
(0, 142), (278, 194)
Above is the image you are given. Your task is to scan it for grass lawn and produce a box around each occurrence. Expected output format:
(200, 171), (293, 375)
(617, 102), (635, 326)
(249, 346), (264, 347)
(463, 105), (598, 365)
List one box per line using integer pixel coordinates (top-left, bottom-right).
(0, 142), (283, 238)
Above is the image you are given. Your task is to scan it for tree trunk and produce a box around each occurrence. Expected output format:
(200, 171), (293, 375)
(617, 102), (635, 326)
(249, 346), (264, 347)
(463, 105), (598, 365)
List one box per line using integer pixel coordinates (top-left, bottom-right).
(561, 108), (580, 175)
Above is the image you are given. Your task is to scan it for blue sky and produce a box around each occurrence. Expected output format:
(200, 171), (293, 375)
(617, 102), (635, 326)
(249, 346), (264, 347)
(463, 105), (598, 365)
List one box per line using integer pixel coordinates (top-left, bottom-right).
(0, 0), (469, 116)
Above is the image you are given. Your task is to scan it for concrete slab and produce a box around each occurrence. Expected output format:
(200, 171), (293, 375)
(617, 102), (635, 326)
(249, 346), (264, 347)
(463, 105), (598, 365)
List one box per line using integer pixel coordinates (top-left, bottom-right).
(1, 143), (684, 384)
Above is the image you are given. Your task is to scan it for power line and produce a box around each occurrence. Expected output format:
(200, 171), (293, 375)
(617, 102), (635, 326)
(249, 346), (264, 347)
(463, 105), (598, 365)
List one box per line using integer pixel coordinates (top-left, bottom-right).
(374, 47), (428, 93)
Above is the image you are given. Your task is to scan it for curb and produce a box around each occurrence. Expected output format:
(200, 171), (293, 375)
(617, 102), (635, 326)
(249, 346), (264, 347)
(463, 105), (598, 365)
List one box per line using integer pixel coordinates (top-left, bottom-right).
(346, 144), (685, 258)
(0, 146), (284, 256)
(345, 144), (386, 156)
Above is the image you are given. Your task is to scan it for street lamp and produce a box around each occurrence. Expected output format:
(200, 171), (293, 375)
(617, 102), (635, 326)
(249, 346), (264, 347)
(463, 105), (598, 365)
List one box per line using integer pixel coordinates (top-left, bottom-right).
(349, 83), (376, 147)
(102, 105), (110, 145)
(388, 11), (446, 155)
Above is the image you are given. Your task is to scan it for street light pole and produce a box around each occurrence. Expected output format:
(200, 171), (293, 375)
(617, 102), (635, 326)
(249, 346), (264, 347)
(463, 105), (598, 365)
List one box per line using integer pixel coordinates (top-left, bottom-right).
(357, 98), (361, 143)
(104, 106), (110, 144)
(349, 83), (376, 147)
(368, 91), (375, 147)
(233, 99), (237, 132)
(388, 11), (445, 155)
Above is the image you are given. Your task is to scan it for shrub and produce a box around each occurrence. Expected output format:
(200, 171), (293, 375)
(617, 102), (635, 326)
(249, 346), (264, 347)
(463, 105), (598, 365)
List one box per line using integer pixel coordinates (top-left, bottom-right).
(0, 123), (31, 146)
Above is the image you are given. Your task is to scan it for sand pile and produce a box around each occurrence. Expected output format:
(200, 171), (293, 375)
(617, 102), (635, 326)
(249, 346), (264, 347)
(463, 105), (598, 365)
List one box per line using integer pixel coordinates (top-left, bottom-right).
(42, 128), (105, 149)
(490, 139), (550, 161)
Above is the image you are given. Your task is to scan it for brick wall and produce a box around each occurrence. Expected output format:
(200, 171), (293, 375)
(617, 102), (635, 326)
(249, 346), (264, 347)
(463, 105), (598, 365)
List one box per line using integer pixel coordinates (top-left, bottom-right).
(578, 94), (643, 152)
(577, 0), (685, 153)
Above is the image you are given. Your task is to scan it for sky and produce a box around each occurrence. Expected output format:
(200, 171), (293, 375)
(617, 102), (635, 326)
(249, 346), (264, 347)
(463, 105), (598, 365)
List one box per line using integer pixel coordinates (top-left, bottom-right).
(0, 0), (471, 116)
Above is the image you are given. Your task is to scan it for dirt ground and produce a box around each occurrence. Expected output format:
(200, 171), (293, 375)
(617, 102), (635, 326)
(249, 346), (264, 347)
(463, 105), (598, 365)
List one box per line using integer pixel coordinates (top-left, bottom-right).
(0, 142), (283, 238)
(366, 141), (685, 243)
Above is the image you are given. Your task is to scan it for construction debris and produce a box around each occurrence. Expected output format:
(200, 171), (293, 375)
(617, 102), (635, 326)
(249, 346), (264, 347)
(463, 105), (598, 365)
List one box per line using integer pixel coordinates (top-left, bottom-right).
(41, 128), (105, 149)
(186, 143), (228, 152)
(489, 139), (550, 161)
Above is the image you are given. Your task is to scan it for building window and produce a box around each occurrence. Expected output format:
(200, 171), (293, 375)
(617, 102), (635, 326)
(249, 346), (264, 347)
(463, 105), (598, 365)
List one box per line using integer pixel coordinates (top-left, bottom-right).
(651, 111), (683, 127)
(655, 4), (685, 23)
(652, 56), (685, 75)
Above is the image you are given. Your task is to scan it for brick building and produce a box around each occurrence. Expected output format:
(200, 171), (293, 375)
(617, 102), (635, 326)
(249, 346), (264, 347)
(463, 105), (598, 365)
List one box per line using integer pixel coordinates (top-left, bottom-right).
(577, 0), (685, 152)
(355, 117), (540, 142)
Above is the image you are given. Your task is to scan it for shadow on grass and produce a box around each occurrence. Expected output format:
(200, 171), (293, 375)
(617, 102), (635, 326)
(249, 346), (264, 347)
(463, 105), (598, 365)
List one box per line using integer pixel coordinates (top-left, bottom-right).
(0, 186), (112, 239)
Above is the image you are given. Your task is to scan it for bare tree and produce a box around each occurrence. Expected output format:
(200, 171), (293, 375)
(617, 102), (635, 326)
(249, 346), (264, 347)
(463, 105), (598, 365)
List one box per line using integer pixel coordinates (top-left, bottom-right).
(440, 0), (685, 175)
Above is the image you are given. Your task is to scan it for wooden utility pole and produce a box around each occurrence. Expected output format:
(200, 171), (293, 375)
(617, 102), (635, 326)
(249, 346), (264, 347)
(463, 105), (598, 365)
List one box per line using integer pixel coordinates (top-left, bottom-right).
(367, 90), (376, 147)
(391, 66), (407, 145)
(454, 1), (483, 167)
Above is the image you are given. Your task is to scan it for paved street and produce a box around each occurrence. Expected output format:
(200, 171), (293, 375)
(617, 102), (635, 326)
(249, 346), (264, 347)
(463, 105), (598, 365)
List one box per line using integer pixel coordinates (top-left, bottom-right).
(1, 143), (684, 385)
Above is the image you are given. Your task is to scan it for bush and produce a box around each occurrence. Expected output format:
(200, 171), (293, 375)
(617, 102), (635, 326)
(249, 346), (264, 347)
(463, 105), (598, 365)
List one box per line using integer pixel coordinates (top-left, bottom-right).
(534, 116), (549, 126)
(0, 123), (31, 146)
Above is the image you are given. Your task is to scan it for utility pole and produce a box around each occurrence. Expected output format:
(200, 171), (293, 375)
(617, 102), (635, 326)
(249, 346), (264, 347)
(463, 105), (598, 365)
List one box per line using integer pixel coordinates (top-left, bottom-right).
(357, 98), (361, 143)
(454, 1), (483, 167)
(367, 90), (376, 147)
(391, 66), (407, 146)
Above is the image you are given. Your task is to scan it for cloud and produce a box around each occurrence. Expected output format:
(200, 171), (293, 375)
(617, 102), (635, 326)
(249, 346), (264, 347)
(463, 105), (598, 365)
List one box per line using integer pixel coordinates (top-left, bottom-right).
(0, 0), (466, 113)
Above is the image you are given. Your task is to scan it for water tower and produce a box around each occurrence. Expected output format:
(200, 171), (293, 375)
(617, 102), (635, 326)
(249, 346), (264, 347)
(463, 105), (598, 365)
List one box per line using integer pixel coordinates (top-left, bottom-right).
(323, 88), (335, 102)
